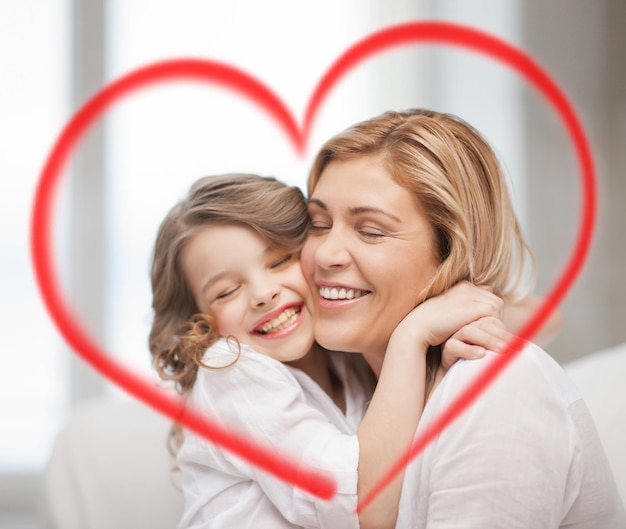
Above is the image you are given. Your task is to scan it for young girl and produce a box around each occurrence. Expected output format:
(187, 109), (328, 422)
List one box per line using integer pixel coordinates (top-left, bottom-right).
(149, 173), (550, 529)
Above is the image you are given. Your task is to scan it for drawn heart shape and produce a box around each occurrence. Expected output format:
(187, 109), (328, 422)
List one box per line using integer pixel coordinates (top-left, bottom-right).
(31, 21), (595, 508)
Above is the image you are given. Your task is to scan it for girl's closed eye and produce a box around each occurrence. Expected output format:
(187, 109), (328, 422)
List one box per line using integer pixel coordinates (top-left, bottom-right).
(270, 253), (293, 269)
(215, 285), (240, 300)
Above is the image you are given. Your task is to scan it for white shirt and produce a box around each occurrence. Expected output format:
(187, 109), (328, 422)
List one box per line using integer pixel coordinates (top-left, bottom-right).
(176, 339), (371, 529)
(396, 342), (626, 529)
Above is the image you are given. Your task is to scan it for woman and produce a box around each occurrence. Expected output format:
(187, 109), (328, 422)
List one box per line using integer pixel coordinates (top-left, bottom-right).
(301, 109), (625, 528)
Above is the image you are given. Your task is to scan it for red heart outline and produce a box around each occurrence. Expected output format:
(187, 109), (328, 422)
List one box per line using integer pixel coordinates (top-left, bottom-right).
(31, 21), (595, 506)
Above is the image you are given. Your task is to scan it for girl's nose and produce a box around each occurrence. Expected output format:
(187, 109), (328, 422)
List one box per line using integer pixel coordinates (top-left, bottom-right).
(250, 280), (280, 308)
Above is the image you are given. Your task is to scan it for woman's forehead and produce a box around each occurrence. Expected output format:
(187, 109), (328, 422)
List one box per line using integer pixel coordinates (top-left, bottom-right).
(312, 157), (414, 208)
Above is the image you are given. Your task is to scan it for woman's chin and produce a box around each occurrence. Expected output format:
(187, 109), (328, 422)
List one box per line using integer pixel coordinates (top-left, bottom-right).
(314, 327), (359, 354)
(314, 321), (376, 355)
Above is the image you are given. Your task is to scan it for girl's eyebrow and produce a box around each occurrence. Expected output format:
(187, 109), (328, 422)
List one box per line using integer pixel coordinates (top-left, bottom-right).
(308, 198), (401, 223)
(202, 270), (230, 295)
(202, 244), (273, 294)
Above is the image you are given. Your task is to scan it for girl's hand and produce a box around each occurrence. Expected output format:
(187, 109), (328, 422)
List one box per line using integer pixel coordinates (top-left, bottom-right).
(441, 316), (514, 370)
(390, 281), (505, 355)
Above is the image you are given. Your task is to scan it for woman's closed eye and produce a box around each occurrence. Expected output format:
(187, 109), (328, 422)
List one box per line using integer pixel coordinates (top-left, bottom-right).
(309, 222), (331, 233)
(358, 226), (386, 240)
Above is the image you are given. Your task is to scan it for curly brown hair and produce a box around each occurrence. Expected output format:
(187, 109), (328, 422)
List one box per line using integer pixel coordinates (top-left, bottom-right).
(149, 173), (310, 397)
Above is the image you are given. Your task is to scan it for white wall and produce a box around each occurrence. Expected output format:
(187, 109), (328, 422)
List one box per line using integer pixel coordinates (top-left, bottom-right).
(522, 0), (626, 362)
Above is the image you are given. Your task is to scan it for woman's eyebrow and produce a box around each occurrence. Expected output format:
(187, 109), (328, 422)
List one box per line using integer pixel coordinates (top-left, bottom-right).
(307, 198), (327, 210)
(308, 199), (400, 222)
(348, 206), (401, 223)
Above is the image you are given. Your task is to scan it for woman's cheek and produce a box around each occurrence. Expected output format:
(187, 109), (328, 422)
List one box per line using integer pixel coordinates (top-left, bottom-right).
(299, 241), (317, 285)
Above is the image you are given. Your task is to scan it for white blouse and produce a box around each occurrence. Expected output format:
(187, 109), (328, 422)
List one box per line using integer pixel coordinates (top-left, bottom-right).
(176, 339), (371, 529)
(396, 342), (626, 529)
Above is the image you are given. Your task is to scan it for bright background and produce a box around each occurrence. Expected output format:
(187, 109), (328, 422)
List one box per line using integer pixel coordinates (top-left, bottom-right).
(1, 1), (625, 527)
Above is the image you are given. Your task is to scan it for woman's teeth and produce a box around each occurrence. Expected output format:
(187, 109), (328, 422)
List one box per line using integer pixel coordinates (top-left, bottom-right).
(319, 286), (367, 300)
(259, 308), (299, 334)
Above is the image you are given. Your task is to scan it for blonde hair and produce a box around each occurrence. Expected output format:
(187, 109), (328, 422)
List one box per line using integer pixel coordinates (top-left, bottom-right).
(309, 108), (534, 302)
(149, 173), (309, 395)
(308, 109), (535, 391)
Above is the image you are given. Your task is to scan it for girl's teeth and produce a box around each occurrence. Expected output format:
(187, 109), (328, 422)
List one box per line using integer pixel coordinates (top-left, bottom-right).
(259, 308), (298, 334)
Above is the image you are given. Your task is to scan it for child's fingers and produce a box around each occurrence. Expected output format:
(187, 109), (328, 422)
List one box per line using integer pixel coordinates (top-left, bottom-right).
(451, 323), (504, 351)
(441, 317), (516, 370)
(441, 339), (486, 370)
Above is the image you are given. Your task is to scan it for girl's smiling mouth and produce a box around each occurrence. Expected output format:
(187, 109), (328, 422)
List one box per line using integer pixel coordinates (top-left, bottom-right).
(252, 304), (303, 336)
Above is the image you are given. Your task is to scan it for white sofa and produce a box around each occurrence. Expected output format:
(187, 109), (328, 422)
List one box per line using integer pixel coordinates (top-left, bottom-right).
(563, 341), (626, 503)
(41, 343), (626, 528)
(41, 397), (184, 529)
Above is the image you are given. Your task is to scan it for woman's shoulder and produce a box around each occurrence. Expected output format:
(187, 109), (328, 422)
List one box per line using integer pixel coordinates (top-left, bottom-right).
(432, 341), (584, 416)
(415, 342), (585, 470)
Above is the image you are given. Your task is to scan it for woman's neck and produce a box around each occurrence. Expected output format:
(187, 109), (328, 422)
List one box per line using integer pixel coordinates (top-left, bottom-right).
(361, 349), (385, 379)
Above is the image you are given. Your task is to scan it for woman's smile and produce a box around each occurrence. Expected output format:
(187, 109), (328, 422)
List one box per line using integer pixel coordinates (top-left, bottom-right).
(301, 154), (439, 359)
(316, 283), (371, 307)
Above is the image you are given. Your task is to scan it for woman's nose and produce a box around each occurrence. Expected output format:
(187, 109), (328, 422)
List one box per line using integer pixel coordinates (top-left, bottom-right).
(313, 227), (352, 270)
